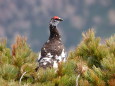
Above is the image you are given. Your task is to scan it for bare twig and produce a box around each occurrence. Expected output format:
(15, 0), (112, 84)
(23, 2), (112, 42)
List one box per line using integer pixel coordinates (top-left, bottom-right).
(76, 74), (80, 86)
(19, 72), (26, 85)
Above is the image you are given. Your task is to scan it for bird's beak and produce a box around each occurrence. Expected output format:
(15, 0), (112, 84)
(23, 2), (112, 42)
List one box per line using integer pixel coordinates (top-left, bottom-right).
(59, 18), (63, 21)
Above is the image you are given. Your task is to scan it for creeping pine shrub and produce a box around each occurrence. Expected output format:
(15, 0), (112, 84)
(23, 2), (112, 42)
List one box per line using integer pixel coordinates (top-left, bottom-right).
(0, 29), (115, 86)
(0, 64), (19, 80)
(76, 29), (109, 67)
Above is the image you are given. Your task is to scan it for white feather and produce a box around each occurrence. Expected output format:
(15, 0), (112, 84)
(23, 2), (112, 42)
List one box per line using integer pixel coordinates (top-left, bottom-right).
(47, 53), (53, 58)
(53, 61), (58, 69)
(37, 52), (41, 61)
(55, 49), (66, 62)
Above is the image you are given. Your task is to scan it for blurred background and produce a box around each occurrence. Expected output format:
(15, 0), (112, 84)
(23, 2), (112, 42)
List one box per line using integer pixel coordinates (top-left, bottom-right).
(0, 0), (115, 52)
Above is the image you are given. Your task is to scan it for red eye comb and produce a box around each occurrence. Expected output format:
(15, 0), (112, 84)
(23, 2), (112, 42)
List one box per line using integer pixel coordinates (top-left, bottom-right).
(53, 16), (59, 19)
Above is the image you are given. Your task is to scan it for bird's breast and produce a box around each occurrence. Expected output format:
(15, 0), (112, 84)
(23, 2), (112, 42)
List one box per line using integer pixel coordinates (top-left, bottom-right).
(41, 39), (64, 58)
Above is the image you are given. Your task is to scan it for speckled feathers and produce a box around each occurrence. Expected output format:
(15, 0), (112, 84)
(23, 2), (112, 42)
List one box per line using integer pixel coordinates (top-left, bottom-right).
(36, 16), (66, 70)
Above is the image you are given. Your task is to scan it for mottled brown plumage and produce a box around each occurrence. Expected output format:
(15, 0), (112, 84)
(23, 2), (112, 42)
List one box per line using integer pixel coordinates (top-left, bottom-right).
(36, 16), (66, 71)
(41, 25), (64, 58)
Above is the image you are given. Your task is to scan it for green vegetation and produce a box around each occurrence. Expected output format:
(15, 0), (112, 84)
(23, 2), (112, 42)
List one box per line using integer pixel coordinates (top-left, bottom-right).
(0, 29), (115, 86)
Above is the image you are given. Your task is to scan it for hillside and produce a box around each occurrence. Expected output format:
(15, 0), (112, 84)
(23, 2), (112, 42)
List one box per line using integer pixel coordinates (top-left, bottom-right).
(0, 29), (115, 86)
(0, 0), (115, 51)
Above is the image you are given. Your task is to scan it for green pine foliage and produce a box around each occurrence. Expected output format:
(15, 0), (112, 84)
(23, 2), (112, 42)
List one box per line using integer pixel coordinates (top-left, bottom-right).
(76, 29), (109, 67)
(0, 29), (115, 86)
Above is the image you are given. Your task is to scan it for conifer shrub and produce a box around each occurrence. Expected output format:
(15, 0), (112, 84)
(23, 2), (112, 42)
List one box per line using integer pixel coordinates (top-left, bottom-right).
(0, 64), (19, 80)
(58, 75), (76, 86)
(36, 68), (56, 83)
(79, 79), (90, 86)
(106, 35), (115, 56)
(76, 29), (109, 67)
(0, 29), (115, 86)
(0, 39), (11, 65)
(61, 60), (77, 76)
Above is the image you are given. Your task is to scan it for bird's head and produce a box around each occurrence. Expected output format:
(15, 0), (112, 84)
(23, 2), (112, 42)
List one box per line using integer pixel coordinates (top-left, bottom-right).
(50, 16), (63, 26)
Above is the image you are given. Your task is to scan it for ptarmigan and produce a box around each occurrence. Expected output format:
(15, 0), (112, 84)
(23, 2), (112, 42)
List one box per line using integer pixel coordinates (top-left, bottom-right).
(36, 16), (66, 71)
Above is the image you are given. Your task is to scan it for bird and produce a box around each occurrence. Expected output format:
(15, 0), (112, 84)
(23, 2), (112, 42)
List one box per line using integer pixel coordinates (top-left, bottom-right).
(36, 16), (66, 71)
